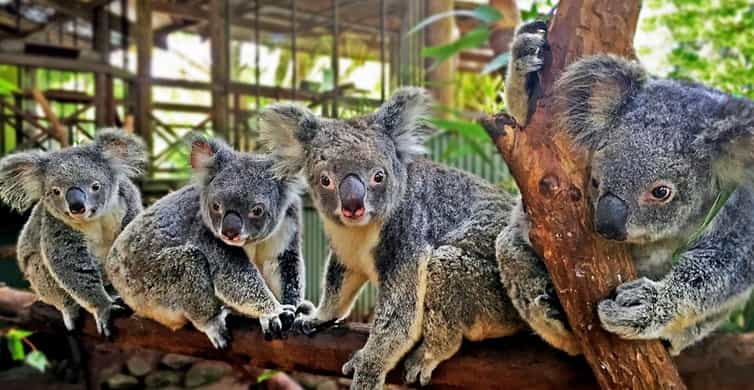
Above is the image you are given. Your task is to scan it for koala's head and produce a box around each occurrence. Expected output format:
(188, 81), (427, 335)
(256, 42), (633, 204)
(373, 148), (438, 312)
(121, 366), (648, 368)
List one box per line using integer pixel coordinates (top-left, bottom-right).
(190, 136), (301, 247)
(259, 87), (431, 227)
(557, 55), (754, 244)
(0, 129), (146, 223)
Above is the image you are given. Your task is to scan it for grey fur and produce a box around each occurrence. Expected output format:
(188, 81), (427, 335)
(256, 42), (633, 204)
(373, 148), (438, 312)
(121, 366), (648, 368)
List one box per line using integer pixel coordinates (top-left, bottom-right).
(1, 129), (146, 336)
(503, 21), (754, 355)
(260, 88), (525, 389)
(104, 136), (308, 348)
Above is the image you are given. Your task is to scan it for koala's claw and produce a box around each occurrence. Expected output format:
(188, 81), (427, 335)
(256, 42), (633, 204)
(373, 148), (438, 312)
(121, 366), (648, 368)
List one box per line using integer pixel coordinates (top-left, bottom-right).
(94, 303), (121, 338)
(295, 300), (315, 316)
(527, 292), (581, 355)
(343, 350), (384, 390)
(261, 314), (284, 341)
(278, 305), (297, 335)
(293, 315), (337, 336)
(598, 277), (666, 339)
(403, 350), (434, 386)
(206, 326), (230, 349)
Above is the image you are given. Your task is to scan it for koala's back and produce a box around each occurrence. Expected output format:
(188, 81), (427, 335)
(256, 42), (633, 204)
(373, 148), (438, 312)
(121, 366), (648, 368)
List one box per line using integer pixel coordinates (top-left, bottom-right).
(388, 158), (514, 257)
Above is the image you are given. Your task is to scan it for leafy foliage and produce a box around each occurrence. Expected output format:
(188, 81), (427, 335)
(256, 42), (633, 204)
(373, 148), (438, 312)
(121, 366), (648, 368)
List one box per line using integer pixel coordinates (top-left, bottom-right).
(642, 0), (754, 99)
(3, 328), (48, 372)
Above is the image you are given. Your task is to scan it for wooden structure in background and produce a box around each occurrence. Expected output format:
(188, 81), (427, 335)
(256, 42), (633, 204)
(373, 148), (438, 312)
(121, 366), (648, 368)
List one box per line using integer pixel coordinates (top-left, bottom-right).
(2, 287), (754, 389)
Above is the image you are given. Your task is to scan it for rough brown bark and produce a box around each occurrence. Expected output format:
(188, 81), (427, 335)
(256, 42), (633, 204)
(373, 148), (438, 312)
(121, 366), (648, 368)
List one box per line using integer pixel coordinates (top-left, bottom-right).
(482, 1), (687, 389)
(2, 288), (754, 389)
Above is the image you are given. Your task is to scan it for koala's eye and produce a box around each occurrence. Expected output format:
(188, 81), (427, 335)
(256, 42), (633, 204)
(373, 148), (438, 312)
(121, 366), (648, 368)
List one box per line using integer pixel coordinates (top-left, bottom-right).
(91, 182), (101, 192)
(650, 185), (672, 202)
(211, 201), (222, 212)
(372, 170), (386, 185)
(250, 205), (264, 218)
(320, 174), (333, 189)
(51, 187), (61, 196)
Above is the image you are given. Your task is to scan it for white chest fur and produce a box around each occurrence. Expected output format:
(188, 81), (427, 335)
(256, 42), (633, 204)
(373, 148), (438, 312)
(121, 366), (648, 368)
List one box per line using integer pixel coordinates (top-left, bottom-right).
(70, 198), (127, 263)
(243, 219), (297, 301)
(321, 218), (382, 284)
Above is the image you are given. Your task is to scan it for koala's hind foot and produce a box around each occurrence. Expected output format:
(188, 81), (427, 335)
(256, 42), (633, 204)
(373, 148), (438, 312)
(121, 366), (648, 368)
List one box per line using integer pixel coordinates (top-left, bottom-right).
(404, 245), (522, 386)
(496, 210), (581, 355)
(60, 297), (81, 331)
(193, 308), (231, 349)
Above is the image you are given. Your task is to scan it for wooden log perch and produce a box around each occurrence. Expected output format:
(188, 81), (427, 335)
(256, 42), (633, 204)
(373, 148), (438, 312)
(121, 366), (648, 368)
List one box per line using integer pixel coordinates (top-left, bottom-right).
(30, 88), (68, 146)
(0, 288), (753, 389)
(482, 1), (688, 389)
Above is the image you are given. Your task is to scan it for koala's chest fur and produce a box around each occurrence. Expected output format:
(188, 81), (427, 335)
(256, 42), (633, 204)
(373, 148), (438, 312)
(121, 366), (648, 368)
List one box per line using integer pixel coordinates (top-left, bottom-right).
(322, 218), (382, 284)
(69, 198), (127, 262)
(243, 218), (296, 300)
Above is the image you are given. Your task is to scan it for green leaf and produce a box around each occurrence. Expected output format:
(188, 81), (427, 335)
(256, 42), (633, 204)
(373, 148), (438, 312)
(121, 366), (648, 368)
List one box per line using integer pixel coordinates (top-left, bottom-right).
(422, 27), (490, 68)
(481, 52), (511, 74)
(7, 337), (25, 361)
(7, 329), (33, 339)
(256, 369), (277, 383)
(25, 351), (48, 372)
(408, 5), (502, 35)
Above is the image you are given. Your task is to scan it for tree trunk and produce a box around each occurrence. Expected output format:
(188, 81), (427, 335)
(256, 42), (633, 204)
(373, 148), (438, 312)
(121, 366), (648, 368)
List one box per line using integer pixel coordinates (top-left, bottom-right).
(483, 1), (688, 389)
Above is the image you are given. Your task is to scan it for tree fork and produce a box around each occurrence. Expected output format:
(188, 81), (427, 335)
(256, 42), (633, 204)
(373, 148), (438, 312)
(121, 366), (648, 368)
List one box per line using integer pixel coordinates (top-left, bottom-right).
(482, 1), (687, 388)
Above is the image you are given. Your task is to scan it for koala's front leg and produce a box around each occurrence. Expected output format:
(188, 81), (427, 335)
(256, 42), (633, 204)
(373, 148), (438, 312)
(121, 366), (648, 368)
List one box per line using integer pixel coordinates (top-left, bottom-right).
(210, 246), (291, 339)
(505, 20), (548, 125)
(496, 203), (580, 355)
(342, 254), (429, 390)
(40, 214), (117, 337)
(275, 230), (313, 313)
(294, 251), (367, 335)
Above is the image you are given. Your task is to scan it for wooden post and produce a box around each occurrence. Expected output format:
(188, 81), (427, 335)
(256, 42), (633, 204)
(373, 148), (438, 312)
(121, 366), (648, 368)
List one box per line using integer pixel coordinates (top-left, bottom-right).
(425, 0), (456, 109)
(209, 0), (230, 139)
(93, 4), (113, 128)
(135, 0), (153, 157)
(482, 1), (687, 389)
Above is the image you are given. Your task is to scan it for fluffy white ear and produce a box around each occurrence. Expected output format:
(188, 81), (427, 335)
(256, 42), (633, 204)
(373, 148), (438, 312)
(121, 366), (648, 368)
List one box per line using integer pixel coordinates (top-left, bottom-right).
(259, 103), (321, 178)
(94, 128), (147, 178)
(188, 133), (234, 184)
(374, 87), (432, 162)
(695, 98), (754, 187)
(0, 150), (46, 212)
(555, 55), (646, 150)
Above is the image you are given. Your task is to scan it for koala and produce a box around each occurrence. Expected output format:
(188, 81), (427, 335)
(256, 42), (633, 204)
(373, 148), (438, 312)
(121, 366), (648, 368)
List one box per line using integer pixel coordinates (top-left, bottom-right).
(500, 20), (754, 355)
(0, 129), (146, 337)
(259, 88), (526, 389)
(105, 136), (309, 348)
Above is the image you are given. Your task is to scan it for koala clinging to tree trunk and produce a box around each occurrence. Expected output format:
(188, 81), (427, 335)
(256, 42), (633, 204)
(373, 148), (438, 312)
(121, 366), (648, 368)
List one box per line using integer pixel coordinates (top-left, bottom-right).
(260, 88), (529, 389)
(500, 20), (754, 355)
(0, 129), (146, 337)
(105, 136), (309, 348)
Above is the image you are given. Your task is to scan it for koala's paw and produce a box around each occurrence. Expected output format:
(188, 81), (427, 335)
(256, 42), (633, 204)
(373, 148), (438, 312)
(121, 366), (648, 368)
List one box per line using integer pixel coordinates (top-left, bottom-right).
(293, 313), (337, 336)
(343, 349), (385, 390)
(61, 308), (80, 332)
(94, 302), (125, 338)
(403, 348), (435, 387)
(260, 312), (285, 341)
(598, 277), (669, 340)
(525, 293), (581, 355)
(204, 308), (231, 349)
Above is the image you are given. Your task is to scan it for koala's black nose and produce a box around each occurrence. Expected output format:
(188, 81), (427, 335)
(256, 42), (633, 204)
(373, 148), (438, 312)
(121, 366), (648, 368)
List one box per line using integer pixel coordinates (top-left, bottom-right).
(339, 174), (366, 219)
(594, 193), (628, 241)
(65, 187), (87, 215)
(221, 211), (243, 240)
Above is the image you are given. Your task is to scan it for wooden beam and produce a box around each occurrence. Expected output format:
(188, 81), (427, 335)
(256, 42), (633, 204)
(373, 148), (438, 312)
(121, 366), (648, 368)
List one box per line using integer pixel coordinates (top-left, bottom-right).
(0, 52), (132, 80)
(135, 0), (153, 159)
(1, 287), (754, 389)
(425, 0), (457, 110)
(209, 0), (230, 139)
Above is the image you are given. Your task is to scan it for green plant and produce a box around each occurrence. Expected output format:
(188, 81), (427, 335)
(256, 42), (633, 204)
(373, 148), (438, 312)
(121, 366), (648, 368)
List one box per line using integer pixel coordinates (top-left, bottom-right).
(3, 328), (48, 372)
